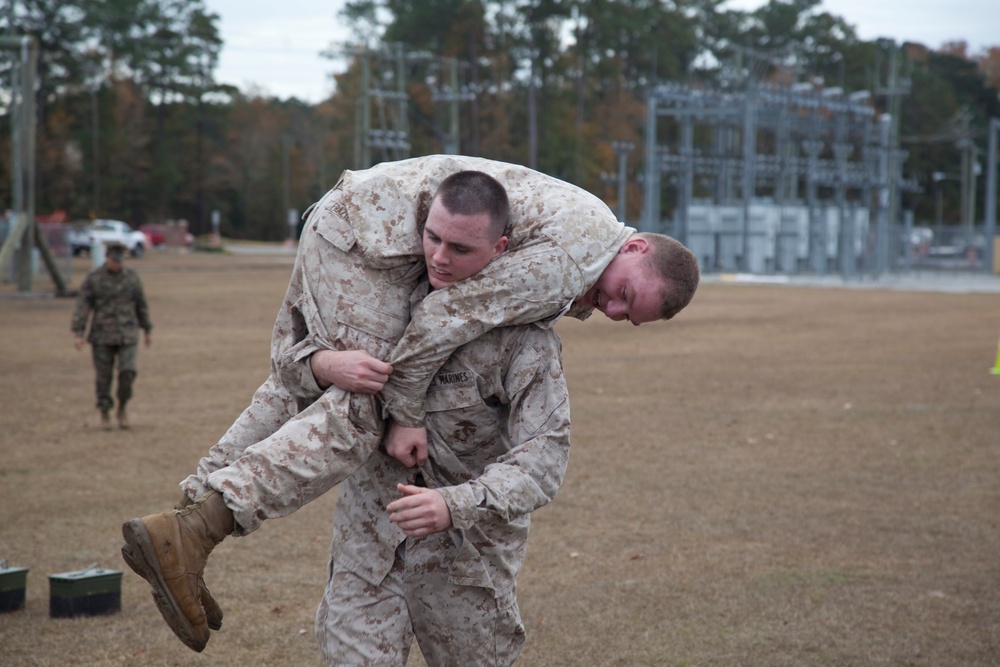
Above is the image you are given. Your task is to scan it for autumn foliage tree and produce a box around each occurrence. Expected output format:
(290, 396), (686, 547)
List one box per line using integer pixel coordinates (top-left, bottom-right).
(1, 0), (997, 239)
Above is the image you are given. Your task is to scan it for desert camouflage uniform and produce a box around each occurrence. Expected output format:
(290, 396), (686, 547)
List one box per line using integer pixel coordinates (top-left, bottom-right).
(182, 155), (629, 534)
(71, 264), (152, 411)
(316, 322), (570, 666)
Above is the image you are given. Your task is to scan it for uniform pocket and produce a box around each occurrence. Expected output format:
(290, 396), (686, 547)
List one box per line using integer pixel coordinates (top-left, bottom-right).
(425, 378), (481, 412)
(313, 188), (357, 253)
(424, 379), (497, 456)
(493, 589), (526, 660)
(331, 293), (410, 349)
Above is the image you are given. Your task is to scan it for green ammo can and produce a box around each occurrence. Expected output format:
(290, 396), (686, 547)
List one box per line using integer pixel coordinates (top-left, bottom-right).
(0, 564), (29, 613)
(48, 565), (122, 618)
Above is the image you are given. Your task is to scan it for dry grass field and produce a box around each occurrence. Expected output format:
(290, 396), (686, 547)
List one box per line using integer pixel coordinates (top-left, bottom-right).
(1, 249), (999, 666)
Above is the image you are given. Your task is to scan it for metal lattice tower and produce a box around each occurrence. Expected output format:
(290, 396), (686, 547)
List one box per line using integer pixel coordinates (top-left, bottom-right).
(352, 43), (412, 167)
(640, 74), (913, 277)
(350, 44), (475, 168)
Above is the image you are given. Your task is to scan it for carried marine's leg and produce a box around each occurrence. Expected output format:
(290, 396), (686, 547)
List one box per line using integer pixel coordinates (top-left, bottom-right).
(121, 491), (234, 652)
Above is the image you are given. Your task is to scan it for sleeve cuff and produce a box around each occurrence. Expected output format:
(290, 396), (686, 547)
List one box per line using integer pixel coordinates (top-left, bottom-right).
(379, 390), (426, 427)
(437, 484), (479, 530)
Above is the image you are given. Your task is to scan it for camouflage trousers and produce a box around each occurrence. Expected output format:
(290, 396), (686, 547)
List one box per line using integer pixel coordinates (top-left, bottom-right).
(91, 343), (138, 412)
(316, 538), (525, 666)
(186, 377), (385, 535)
(180, 193), (418, 534)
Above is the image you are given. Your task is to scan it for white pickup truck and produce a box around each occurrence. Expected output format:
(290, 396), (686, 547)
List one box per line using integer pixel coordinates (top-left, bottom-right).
(68, 219), (147, 257)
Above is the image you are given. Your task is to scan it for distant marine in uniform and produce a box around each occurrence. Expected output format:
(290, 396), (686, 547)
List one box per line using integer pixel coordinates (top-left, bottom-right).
(71, 241), (153, 430)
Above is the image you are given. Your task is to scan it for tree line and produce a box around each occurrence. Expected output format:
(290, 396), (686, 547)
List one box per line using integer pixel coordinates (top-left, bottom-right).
(2, 0), (999, 241)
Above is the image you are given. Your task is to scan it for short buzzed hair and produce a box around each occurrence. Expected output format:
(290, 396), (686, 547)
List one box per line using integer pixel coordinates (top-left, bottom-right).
(637, 233), (700, 320)
(433, 171), (510, 241)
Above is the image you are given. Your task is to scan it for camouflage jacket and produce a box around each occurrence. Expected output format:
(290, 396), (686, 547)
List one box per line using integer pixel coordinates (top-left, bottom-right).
(278, 154), (633, 426)
(71, 265), (152, 345)
(331, 323), (570, 597)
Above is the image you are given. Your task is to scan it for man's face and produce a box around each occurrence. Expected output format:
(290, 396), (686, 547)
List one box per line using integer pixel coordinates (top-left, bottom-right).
(422, 197), (508, 289)
(106, 257), (124, 272)
(578, 237), (666, 326)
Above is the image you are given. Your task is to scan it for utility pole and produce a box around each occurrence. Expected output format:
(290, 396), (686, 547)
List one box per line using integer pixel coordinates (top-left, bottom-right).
(641, 90), (660, 234)
(609, 141), (635, 222)
(6, 36), (36, 291)
(985, 117), (999, 273)
(874, 43), (911, 273)
(0, 36), (67, 294)
(282, 135), (291, 239)
(956, 108), (978, 233)
(448, 57), (460, 154)
(740, 82), (758, 273)
(92, 87), (100, 215)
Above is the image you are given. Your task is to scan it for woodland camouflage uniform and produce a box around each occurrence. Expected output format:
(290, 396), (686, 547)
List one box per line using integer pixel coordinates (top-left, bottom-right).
(71, 253), (152, 415)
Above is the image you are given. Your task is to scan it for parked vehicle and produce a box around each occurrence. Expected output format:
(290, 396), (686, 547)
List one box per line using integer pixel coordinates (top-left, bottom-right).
(139, 223), (194, 249)
(68, 219), (147, 257)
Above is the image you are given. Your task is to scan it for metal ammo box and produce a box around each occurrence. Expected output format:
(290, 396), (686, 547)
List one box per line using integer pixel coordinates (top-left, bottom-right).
(0, 563), (29, 613)
(48, 565), (122, 618)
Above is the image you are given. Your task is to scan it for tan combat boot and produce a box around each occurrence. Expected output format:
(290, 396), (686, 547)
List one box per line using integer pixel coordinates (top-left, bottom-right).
(117, 404), (129, 429)
(120, 535), (224, 632)
(121, 491), (234, 652)
(100, 410), (112, 431)
(171, 492), (224, 630)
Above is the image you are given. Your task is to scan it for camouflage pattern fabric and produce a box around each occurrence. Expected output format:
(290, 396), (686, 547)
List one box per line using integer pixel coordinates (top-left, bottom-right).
(288, 154), (634, 427)
(184, 215), (419, 534)
(182, 156), (617, 536)
(71, 264), (152, 345)
(316, 324), (569, 665)
(71, 264), (151, 411)
(91, 344), (137, 411)
(316, 555), (524, 666)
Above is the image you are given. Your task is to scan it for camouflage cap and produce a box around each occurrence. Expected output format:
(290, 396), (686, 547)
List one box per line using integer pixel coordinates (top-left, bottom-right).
(105, 241), (126, 260)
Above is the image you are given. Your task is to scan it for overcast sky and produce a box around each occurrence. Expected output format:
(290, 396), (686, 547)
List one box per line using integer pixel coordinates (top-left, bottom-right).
(204, 0), (999, 103)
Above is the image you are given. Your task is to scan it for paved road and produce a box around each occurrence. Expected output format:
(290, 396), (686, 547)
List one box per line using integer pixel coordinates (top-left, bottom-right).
(708, 271), (1000, 294)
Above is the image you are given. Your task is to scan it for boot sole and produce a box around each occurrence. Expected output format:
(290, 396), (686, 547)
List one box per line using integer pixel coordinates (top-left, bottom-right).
(120, 538), (222, 632)
(121, 518), (208, 652)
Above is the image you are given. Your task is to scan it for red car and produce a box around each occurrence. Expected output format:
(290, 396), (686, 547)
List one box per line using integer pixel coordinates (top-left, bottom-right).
(140, 223), (194, 249)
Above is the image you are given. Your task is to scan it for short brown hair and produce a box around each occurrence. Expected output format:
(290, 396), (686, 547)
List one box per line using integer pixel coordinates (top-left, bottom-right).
(637, 233), (700, 320)
(433, 170), (510, 240)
